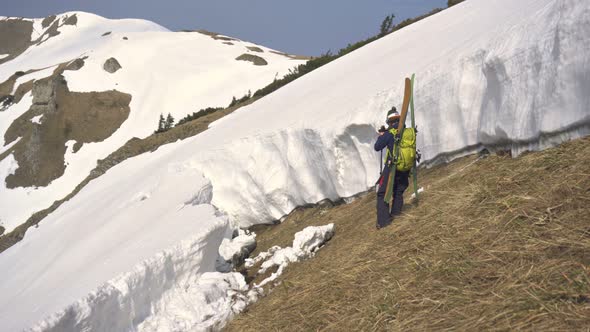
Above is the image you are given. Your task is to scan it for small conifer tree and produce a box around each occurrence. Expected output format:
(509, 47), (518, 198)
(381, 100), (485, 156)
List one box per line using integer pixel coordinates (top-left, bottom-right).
(165, 113), (175, 130)
(379, 14), (395, 37)
(155, 113), (165, 133)
(448, 0), (465, 7)
(229, 96), (238, 108)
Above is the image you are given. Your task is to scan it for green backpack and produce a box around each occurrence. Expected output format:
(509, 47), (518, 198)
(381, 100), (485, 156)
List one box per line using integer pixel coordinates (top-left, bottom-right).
(385, 128), (416, 172)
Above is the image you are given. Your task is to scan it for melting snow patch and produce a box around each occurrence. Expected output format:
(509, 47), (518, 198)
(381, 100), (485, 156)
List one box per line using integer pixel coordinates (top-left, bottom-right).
(217, 229), (257, 272)
(247, 224), (335, 289)
(64, 139), (76, 153)
(0, 154), (18, 190)
(0, 138), (20, 156)
(30, 114), (43, 124)
(411, 187), (425, 200)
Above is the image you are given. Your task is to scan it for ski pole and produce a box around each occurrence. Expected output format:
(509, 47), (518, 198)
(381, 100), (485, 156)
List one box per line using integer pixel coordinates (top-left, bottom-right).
(380, 150), (383, 175)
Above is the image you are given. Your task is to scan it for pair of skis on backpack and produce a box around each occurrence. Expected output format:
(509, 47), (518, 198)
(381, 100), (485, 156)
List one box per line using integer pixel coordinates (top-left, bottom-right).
(383, 74), (420, 211)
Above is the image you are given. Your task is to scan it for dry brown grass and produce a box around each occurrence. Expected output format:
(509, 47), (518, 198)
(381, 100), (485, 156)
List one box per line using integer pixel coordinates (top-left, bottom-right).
(227, 136), (590, 331)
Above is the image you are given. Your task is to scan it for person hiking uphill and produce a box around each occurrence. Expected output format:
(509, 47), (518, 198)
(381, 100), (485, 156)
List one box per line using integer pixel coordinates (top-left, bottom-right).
(374, 107), (410, 229)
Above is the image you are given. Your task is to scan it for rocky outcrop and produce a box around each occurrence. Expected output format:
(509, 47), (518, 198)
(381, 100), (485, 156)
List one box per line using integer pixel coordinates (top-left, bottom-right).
(0, 57), (83, 113)
(4, 74), (131, 188)
(0, 95), (13, 110)
(63, 14), (78, 26)
(32, 77), (57, 104)
(65, 58), (85, 71)
(30, 76), (58, 115)
(236, 54), (268, 66)
(41, 15), (56, 28)
(246, 46), (264, 53)
(103, 57), (122, 73)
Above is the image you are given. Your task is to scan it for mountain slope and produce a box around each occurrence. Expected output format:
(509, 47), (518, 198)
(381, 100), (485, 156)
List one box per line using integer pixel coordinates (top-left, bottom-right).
(0, 0), (588, 331)
(39, 0), (589, 230)
(0, 12), (306, 233)
(227, 136), (590, 331)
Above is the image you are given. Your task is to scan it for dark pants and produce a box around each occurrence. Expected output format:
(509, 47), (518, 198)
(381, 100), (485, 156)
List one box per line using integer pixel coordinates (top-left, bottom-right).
(376, 169), (409, 228)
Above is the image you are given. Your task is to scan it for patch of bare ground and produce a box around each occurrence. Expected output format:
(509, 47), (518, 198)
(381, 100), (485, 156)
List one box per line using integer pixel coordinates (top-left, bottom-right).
(226, 136), (590, 331)
(35, 18), (63, 46)
(236, 54), (268, 66)
(62, 14), (77, 26)
(246, 46), (264, 53)
(41, 15), (56, 29)
(196, 29), (238, 42)
(3, 58), (129, 189)
(0, 71), (25, 100)
(0, 14), (78, 65)
(0, 18), (33, 65)
(0, 69), (43, 111)
(0, 97), (259, 252)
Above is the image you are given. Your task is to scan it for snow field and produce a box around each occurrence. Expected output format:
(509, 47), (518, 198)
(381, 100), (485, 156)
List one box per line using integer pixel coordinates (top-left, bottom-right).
(0, 108), (336, 331)
(0, 141), (230, 331)
(29, 222), (229, 332)
(0, 12), (306, 232)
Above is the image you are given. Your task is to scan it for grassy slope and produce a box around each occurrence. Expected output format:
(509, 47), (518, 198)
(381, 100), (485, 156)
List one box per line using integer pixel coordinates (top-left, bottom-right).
(227, 136), (590, 331)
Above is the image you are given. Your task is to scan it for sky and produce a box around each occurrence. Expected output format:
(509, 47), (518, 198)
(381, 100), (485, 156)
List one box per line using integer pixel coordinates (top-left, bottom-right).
(2, 0), (447, 56)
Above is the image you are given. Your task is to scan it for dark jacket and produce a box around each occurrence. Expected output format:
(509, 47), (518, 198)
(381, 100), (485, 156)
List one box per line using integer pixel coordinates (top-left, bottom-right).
(374, 128), (395, 160)
(374, 123), (399, 164)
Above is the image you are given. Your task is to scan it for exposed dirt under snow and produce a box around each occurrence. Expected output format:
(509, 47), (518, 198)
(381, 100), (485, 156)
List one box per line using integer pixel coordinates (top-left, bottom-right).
(4, 64), (130, 188)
